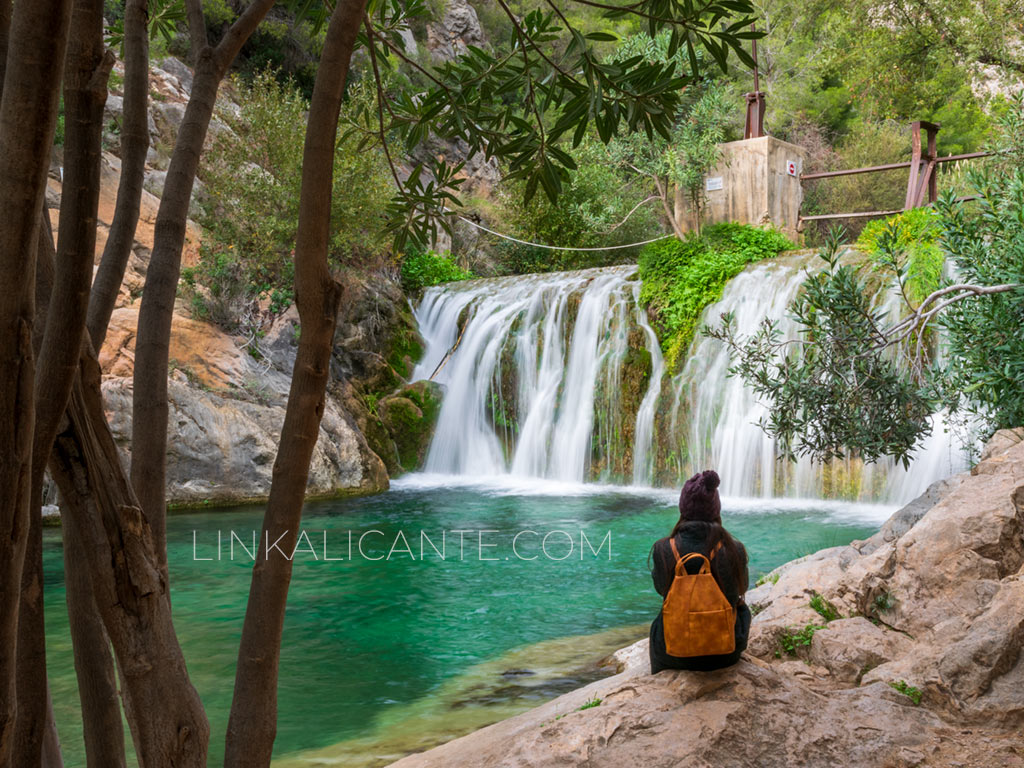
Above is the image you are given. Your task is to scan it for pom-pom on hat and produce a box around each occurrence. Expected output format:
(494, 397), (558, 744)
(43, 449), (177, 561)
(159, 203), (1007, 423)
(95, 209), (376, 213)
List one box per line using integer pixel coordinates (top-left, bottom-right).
(679, 470), (722, 523)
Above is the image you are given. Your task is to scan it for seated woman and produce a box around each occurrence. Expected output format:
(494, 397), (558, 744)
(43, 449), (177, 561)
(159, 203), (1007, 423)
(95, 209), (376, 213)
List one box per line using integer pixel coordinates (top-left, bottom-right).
(648, 470), (751, 673)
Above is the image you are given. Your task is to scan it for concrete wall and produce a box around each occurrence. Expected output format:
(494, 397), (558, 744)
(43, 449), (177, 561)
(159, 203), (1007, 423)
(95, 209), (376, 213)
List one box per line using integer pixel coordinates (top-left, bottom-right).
(675, 136), (807, 241)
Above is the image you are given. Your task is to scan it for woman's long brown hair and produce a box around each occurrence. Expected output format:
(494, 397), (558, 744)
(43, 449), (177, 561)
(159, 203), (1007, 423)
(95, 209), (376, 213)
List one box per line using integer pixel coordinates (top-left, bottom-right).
(663, 515), (746, 589)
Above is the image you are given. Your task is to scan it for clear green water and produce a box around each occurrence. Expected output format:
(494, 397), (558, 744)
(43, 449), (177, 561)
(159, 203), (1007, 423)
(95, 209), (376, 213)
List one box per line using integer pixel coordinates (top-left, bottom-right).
(43, 478), (888, 766)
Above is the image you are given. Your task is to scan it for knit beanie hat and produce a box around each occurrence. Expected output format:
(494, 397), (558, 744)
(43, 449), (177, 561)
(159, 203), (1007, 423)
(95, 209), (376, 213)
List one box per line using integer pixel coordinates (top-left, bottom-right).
(679, 470), (722, 522)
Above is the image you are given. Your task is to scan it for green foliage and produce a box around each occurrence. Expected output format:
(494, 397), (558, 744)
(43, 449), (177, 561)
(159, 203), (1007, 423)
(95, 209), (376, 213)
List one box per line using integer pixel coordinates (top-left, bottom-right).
(577, 697), (602, 711)
(359, 0), (761, 250)
(857, 208), (945, 305)
(187, 71), (391, 332)
(938, 175), (1024, 434)
(809, 593), (841, 623)
(493, 137), (661, 273)
(400, 249), (473, 292)
(755, 571), (780, 587)
(888, 680), (922, 705)
(874, 591), (893, 614)
(639, 224), (794, 370)
(776, 623), (823, 657)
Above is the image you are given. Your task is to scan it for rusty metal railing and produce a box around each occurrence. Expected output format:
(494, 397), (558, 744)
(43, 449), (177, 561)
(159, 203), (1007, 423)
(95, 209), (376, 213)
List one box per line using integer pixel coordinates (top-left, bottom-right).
(797, 120), (991, 228)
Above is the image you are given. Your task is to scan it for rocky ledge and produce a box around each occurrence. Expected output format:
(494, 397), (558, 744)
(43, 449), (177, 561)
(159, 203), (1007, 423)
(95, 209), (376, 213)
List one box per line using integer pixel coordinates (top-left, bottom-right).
(389, 429), (1024, 768)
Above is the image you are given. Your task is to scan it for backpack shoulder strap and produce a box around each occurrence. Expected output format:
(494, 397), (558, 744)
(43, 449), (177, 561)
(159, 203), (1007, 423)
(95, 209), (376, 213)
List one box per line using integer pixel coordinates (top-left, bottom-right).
(669, 537), (681, 563)
(710, 541), (723, 560)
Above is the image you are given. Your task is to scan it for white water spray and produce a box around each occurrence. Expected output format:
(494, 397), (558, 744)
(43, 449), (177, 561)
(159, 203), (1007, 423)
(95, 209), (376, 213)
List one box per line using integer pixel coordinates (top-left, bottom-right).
(411, 257), (970, 502)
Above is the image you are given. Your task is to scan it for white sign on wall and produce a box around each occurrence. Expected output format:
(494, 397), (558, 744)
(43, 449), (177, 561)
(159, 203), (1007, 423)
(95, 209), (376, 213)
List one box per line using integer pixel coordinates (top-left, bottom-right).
(786, 160), (798, 177)
(705, 176), (724, 191)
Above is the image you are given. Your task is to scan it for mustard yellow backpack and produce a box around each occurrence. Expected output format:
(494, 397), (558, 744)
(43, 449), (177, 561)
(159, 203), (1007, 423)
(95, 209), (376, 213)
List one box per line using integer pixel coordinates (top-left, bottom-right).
(662, 539), (736, 658)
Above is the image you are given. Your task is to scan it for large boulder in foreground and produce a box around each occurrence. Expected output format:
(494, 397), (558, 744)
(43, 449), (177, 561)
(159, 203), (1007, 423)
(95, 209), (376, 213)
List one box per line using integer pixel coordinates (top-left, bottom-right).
(388, 430), (1024, 767)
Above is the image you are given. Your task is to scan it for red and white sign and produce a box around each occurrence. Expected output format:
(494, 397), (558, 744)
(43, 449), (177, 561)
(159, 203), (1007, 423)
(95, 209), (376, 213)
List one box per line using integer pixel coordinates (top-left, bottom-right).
(786, 160), (798, 177)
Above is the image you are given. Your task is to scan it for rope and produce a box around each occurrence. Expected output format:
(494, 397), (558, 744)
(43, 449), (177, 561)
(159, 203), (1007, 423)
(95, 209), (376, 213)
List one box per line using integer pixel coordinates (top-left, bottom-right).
(456, 215), (674, 252)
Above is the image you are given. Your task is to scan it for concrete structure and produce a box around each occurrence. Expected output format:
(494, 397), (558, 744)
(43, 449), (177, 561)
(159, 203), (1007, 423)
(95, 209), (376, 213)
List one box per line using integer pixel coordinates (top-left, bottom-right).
(675, 135), (807, 241)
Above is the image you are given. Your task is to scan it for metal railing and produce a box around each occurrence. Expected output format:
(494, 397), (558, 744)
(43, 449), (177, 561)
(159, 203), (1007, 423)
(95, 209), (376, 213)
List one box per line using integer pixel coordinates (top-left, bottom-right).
(798, 121), (990, 227)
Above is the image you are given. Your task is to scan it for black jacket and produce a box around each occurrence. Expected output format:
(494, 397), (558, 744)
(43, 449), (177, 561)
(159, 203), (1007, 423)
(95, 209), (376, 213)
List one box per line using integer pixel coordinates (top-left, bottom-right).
(648, 521), (751, 673)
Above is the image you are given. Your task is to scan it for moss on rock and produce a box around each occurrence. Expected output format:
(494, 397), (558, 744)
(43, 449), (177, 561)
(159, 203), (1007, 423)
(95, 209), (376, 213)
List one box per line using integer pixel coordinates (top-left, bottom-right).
(379, 380), (443, 472)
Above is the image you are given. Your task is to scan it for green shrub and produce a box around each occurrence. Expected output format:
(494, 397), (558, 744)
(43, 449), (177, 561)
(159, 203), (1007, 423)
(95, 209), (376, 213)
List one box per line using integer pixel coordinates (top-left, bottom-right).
(577, 697), (602, 711)
(638, 223), (794, 370)
(888, 680), (922, 705)
(809, 592), (841, 623)
(776, 623), (824, 657)
(401, 249), (473, 292)
(493, 137), (661, 274)
(189, 70), (391, 333)
(857, 208), (945, 305)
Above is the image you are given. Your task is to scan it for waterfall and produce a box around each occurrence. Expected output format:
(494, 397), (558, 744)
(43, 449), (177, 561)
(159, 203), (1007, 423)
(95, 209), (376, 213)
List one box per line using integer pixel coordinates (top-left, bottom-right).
(413, 267), (663, 483)
(411, 257), (970, 502)
(669, 252), (970, 504)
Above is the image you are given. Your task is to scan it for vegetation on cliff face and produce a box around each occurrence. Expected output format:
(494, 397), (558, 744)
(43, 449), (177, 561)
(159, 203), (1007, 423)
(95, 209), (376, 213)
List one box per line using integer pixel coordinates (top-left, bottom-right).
(638, 223), (795, 371)
(184, 70), (392, 332)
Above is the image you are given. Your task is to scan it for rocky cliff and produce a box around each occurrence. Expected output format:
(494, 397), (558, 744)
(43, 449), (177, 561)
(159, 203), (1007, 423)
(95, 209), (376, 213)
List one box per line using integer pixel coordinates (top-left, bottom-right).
(46, 55), (440, 507)
(387, 429), (1024, 768)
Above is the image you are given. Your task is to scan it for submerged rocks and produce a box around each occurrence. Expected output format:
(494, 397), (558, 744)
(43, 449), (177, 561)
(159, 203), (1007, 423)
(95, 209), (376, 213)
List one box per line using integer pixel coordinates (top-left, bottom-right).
(388, 429), (1024, 767)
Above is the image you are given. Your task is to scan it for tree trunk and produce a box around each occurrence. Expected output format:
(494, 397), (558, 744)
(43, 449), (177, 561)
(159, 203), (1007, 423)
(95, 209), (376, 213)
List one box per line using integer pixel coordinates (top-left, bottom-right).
(32, 162), (126, 768)
(0, 0), (10, 89)
(49, 348), (210, 768)
(41, 683), (63, 768)
(223, 0), (367, 764)
(184, 0), (207, 66)
(87, 0), (150, 349)
(0, 0), (74, 760)
(130, 0), (276, 577)
(13, 0), (111, 761)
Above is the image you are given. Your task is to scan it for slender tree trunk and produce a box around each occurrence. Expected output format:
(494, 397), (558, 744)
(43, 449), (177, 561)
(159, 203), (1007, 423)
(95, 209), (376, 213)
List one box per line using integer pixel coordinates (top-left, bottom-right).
(654, 175), (685, 240)
(0, 0), (10, 90)
(223, 1), (367, 764)
(49, 347), (210, 768)
(34, 185), (126, 768)
(41, 683), (63, 768)
(184, 0), (207, 66)
(87, 0), (149, 349)
(131, 0), (276, 578)
(62, 506), (127, 768)
(0, 0), (74, 760)
(13, 1), (111, 761)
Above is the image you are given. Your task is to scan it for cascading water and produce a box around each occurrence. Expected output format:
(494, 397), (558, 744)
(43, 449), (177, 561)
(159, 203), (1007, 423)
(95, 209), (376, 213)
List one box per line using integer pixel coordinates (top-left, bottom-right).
(670, 252), (970, 503)
(413, 267), (664, 483)
(410, 256), (970, 503)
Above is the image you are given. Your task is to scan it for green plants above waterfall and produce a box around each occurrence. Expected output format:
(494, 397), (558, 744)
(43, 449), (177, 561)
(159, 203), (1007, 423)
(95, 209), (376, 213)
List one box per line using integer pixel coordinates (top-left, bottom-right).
(401, 248), (474, 292)
(638, 223), (795, 371)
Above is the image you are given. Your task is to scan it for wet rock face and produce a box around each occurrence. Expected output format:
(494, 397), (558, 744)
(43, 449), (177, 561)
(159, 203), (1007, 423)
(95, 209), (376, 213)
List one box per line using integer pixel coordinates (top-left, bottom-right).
(388, 430), (1024, 768)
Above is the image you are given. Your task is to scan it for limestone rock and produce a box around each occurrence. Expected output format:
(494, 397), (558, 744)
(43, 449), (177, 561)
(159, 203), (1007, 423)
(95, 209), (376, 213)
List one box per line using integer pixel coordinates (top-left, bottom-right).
(389, 660), (945, 768)
(102, 375), (387, 505)
(158, 56), (194, 94)
(809, 617), (911, 682)
(426, 0), (486, 61)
